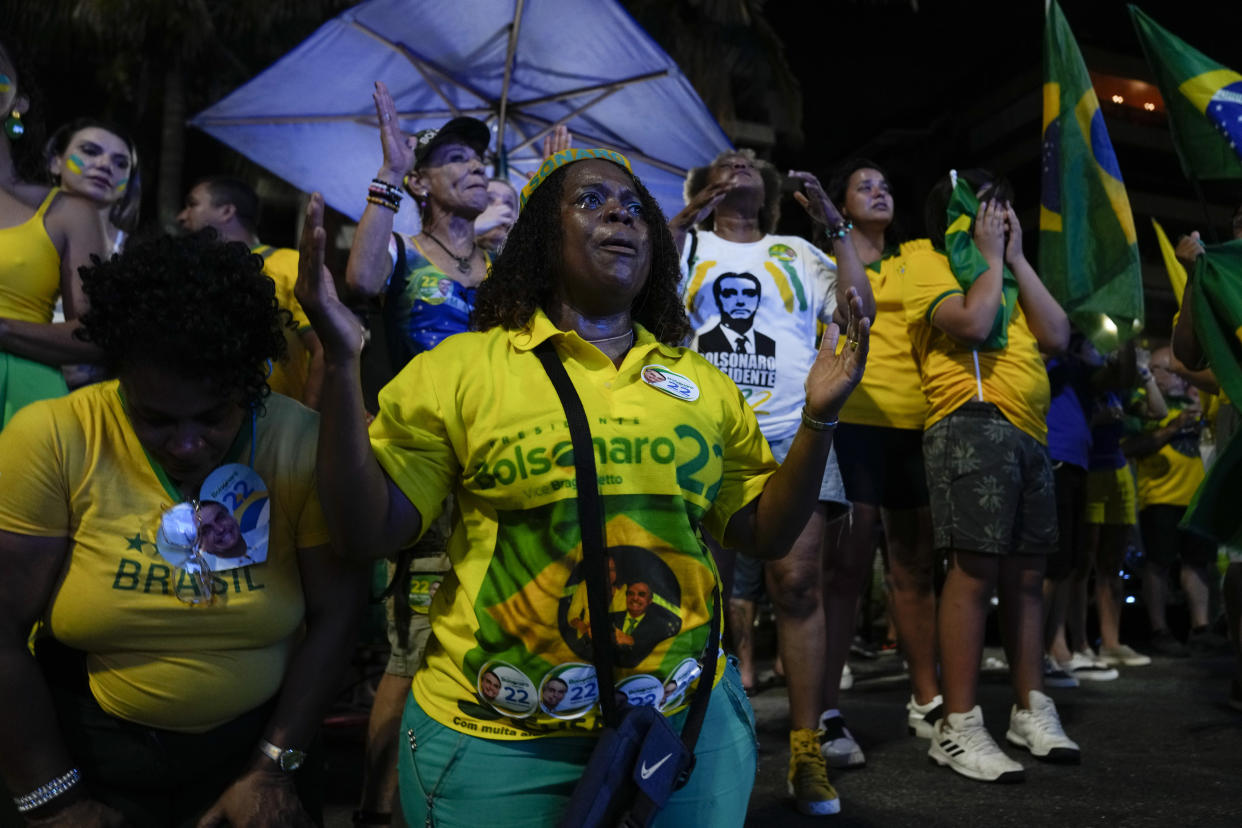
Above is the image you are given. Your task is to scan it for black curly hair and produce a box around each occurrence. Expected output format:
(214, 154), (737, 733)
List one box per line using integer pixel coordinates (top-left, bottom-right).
(75, 230), (290, 409)
(472, 160), (692, 346)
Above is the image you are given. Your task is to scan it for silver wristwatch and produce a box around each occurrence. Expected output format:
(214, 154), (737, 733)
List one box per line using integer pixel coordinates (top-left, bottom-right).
(258, 739), (306, 772)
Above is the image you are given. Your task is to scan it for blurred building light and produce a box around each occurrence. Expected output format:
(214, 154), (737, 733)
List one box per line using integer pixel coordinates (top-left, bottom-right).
(1144, 102), (1156, 111)
(1112, 94), (1124, 103)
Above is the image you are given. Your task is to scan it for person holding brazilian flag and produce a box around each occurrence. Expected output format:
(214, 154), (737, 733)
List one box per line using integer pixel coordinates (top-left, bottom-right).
(902, 166), (1075, 784)
(1130, 4), (1242, 706)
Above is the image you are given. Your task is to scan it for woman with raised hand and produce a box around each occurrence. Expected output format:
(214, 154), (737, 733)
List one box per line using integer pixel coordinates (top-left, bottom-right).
(298, 148), (868, 825)
(0, 41), (109, 429)
(346, 80), (491, 372)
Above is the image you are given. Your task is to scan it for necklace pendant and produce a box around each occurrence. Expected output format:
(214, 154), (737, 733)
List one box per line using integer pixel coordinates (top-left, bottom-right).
(456, 258), (471, 274)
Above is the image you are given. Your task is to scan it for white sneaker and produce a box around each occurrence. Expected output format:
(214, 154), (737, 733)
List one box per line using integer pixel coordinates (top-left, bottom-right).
(928, 707), (1025, 783)
(906, 693), (944, 739)
(1097, 643), (1152, 667)
(1064, 650), (1119, 681)
(838, 663), (854, 691)
(818, 710), (865, 768)
(1006, 690), (1081, 763)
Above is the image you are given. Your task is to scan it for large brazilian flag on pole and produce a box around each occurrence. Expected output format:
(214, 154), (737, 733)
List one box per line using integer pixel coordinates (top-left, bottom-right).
(1130, 5), (1242, 181)
(1039, 0), (1144, 350)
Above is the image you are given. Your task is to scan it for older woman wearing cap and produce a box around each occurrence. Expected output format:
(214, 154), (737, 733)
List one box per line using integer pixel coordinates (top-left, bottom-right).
(346, 81), (492, 371)
(298, 148), (869, 825)
(346, 81), (493, 828)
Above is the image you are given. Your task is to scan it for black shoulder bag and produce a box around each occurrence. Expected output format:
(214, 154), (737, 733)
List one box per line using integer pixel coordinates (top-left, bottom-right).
(535, 341), (721, 828)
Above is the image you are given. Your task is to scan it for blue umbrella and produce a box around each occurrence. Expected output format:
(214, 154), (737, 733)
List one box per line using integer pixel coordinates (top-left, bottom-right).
(190, 0), (732, 224)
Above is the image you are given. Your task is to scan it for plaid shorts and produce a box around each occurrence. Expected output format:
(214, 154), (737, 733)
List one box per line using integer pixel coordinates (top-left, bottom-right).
(923, 402), (1058, 557)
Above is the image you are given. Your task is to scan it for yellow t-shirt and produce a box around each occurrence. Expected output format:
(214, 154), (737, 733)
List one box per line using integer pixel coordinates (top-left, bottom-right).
(370, 311), (776, 739)
(0, 383), (329, 733)
(902, 242), (1051, 442)
(1135, 404), (1207, 508)
(254, 246), (313, 401)
(837, 243), (929, 430)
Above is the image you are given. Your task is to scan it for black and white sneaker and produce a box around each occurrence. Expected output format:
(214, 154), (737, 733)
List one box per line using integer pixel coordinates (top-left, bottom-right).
(928, 707), (1025, 783)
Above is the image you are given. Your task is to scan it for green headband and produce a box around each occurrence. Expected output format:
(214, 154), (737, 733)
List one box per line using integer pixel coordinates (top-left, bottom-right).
(520, 148), (634, 209)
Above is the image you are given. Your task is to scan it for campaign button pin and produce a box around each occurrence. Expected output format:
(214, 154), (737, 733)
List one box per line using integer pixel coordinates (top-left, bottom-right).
(640, 365), (699, 402)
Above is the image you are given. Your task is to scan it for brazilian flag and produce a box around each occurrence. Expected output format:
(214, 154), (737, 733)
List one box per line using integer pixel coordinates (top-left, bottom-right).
(1184, 240), (1242, 546)
(1130, 5), (1242, 181)
(943, 175), (1018, 350)
(1039, 0), (1143, 351)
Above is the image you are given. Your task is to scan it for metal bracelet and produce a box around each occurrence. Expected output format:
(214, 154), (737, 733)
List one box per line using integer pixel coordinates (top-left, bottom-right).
(13, 767), (81, 813)
(801, 407), (839, 431)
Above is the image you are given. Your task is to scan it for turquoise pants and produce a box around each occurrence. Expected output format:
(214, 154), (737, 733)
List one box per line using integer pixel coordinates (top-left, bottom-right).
(398, 661), (757, 826)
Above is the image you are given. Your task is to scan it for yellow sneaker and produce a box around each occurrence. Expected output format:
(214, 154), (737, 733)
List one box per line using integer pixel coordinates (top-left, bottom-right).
(787, 728), (841, 816)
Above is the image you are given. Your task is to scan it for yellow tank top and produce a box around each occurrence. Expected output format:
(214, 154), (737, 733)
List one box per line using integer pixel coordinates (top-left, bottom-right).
(0, 188), (62, 323)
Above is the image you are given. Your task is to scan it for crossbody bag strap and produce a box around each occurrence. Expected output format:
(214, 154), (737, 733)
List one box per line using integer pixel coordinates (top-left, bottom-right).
(533, 340), (722, 748)
(534, 340), (619, 727)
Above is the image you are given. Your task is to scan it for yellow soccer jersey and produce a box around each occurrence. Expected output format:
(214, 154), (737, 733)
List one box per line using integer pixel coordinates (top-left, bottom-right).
(902, 243), (1051, 442)
(370, 311), (776, 739)
(255, 246), (313, 401)
(837, 243), (929, 430)
(0, 383), (329, 733)
(1135, 404), (1207, 508)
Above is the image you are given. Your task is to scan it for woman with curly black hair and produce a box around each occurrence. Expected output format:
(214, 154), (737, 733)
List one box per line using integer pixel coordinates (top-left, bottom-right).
(299, 148), (870, 825)
(0, 231), (365, 827)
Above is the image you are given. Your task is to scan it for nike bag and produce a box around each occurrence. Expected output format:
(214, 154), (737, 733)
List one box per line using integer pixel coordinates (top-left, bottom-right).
(558, 702), (694, 827)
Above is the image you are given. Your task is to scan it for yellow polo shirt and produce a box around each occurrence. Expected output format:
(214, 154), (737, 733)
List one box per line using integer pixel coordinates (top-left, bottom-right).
(902, 241), (1051, 442)
(370, 311), (776, 739)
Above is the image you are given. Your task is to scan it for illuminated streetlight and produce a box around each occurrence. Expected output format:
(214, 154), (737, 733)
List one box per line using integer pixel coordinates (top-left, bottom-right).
(1111, 94), (1124, 104)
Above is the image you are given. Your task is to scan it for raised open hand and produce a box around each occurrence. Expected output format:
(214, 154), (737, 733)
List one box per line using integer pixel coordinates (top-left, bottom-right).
(541, 124), (572, 159)
(669, 178), (736, 236)
(789, 170), (844, 228)
(373, 81), (412, 180)
(295, 193), (365, 360)
(804, 287), (869, 422)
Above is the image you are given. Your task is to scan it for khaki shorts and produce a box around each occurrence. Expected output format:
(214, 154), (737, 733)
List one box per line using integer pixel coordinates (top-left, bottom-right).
(385, 498), (453, 677)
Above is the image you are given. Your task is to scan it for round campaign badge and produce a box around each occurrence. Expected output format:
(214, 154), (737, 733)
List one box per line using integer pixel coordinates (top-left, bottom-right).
(616, 674), (664, 708)
(659, 657), (704, 711)
(197, 463), (270, 571)
(539, 663), (599, 719)
(477, 661), (539, 718)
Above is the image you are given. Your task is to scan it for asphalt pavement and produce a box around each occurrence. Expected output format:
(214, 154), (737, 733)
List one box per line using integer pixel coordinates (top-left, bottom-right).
(320, 644), (1241, 827)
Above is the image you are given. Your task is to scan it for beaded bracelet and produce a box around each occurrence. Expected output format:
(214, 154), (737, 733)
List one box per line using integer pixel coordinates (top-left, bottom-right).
(370, 177), (402, 196)
(13, 767), (80, 813)
(366, 194), (399, 213)
(824, 219), (853, 241)
(801, 407), (838, 431)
